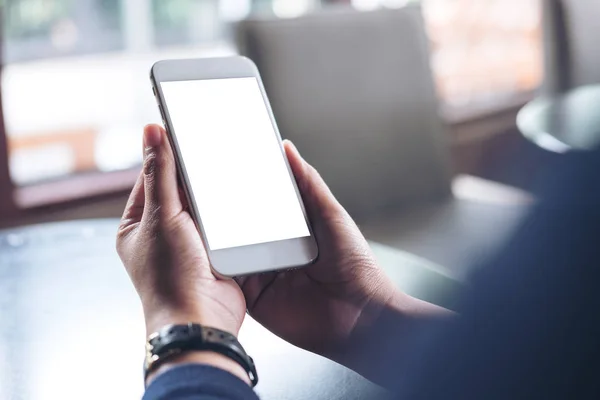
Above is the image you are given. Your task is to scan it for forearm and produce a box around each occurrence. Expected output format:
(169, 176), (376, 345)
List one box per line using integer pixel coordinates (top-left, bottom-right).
(333, 290), (452, 388)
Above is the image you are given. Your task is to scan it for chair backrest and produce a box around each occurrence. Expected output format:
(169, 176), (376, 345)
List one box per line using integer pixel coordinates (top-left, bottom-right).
(543, 0), (600, 93)
(237, 6), (451, 220)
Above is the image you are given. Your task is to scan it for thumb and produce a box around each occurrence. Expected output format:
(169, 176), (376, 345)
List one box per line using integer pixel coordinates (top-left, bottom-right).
(284, 140), (348, 227)
(142, 124), (183, 220)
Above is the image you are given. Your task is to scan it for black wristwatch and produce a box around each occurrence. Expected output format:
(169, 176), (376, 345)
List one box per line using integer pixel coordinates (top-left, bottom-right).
(144, 323), (258, 387)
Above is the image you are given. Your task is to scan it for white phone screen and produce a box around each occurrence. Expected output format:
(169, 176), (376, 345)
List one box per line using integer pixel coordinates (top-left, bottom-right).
(161, 77), (310, 251)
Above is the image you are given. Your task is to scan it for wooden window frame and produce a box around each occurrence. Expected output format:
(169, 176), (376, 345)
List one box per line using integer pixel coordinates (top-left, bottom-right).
(0, 58), (139, 223)
(0, 27), (16, 220)
(0, 6), (143, 224)
(0, 85), (14, 219)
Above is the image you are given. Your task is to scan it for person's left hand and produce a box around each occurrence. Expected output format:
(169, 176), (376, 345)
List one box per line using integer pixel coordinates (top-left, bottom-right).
(116, 124), (246, 337)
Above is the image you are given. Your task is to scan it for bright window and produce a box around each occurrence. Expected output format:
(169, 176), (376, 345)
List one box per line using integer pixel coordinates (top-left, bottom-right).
(1, 0), (542, 188)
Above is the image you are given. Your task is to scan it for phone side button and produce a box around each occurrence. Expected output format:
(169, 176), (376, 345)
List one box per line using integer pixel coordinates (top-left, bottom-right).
(158, 104), (167, 125)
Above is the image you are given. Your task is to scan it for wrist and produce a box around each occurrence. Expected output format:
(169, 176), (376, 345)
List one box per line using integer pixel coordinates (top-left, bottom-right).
(144, 323), (256, 387)
(348, 288), (448, 346)
(320, 280), (398, 364)
(329, 287), (421, 362)
(334, 288), (451, 380)
(143, 307), (242, 338)
(349, 284), (451, 346)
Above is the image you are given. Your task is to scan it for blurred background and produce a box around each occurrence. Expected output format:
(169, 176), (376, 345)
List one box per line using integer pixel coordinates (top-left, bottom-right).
(0, 0), (548, 227)
(4, 3), (600, 397)
(1, 1), (541, 179)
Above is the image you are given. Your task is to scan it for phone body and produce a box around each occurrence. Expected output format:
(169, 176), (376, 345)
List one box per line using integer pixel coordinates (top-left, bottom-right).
(150, 56), (318, 277)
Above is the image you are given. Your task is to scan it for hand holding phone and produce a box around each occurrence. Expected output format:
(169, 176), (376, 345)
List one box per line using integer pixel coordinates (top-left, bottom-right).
(117, 124), (250, 384)
(117, 124), (247, 336)
(151, 56), (318, 277)
(118, 57), (441, 388)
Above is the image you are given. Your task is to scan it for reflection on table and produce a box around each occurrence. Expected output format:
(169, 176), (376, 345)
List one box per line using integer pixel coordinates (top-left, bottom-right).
(517, 85), (600, 153)
(0, 219), (461, 400)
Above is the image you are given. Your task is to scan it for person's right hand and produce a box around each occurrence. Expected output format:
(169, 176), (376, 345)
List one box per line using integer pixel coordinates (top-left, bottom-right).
(238, 141), (412, 360)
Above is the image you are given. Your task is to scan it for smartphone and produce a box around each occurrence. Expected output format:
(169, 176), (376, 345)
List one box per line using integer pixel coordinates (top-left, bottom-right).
(150, 56), (318, 277)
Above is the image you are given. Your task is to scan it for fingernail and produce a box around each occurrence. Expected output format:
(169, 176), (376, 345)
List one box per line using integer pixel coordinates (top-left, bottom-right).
(285, 140), (303, 160)
(284, 139), (295, 152)
(144, 125), (162, 150)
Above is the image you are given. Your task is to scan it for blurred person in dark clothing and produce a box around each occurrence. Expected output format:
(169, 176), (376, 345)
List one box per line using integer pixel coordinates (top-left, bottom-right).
(117, 124), (600, 400)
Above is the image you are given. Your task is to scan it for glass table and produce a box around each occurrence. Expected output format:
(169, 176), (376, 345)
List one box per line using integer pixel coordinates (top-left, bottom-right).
(517, 85), (600, 153)
(0, 219), (461, 400)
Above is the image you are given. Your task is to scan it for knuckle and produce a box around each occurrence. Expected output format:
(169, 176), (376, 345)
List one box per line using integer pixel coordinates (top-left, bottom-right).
(143, 151), (158, 176)
(116, 225), (129, 244)
(115, 224), (137, 254)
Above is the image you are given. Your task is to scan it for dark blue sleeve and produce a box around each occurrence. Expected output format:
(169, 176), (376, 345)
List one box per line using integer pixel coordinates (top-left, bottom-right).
(393, 149), (600, 399)
(144, 364), (260, 400)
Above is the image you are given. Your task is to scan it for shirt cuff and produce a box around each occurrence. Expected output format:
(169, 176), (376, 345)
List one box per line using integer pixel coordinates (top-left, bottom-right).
(144, 364), (259, 400)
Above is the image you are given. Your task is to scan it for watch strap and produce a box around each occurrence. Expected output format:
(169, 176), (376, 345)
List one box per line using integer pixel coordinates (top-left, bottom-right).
(144, 323), (258, 387)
